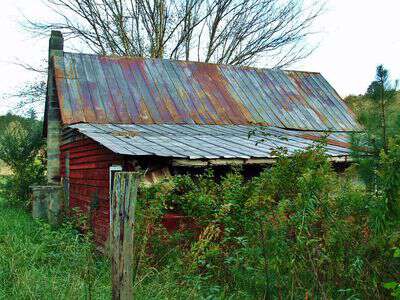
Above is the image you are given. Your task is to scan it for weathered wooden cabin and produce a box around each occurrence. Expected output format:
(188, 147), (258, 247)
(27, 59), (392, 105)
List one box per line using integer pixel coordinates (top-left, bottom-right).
(44, 31), (359, 242)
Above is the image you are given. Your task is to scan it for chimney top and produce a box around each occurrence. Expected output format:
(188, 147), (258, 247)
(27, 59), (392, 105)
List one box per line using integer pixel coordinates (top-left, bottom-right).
(49, 30), (64, 52)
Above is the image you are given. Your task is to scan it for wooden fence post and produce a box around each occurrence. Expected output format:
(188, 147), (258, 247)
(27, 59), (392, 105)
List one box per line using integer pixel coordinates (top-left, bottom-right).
(111, 172), (140, 300)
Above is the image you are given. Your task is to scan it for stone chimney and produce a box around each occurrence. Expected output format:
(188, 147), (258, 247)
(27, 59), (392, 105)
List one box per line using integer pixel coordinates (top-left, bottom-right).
(47, 31), (63, 184)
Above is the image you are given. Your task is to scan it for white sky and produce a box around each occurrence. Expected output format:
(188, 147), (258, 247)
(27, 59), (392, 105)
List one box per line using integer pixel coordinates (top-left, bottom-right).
(0, 0), (399, 115)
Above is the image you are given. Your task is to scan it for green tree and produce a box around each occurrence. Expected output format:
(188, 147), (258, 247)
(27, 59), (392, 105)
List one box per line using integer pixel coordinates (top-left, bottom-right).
(365, 65), (398, 153)
(0, 115), (45, 205)
(352, 65), (400, 216)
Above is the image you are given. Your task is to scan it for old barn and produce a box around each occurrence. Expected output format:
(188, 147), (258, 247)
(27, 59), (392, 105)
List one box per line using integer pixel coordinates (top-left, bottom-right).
(44, 31), (359, 242)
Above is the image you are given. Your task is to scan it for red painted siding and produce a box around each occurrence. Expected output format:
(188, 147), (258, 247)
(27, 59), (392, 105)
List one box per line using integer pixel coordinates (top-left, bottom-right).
(60, 137), (124, 243)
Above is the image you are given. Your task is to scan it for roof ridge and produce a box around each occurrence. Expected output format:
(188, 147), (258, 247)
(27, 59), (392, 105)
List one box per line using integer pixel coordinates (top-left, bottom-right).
(62, 51), (321, 74)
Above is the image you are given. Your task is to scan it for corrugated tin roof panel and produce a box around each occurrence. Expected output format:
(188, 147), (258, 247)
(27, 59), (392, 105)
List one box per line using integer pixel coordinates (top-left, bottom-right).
(55, 53), (360, 131)
(69, 123), (351, 159)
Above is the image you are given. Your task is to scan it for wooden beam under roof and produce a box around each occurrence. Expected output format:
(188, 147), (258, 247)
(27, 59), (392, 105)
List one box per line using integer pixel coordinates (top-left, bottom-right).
(171, 156), (351, 167)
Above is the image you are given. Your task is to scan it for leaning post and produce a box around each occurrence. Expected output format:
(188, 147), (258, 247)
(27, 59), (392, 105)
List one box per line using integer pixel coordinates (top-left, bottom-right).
(111, 172), (140, 300)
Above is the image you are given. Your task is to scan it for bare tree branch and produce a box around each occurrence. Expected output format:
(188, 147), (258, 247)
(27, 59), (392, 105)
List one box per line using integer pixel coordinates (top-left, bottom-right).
(1, 60), (47, 113)
(12, 60), (47, 74)
(24, 0), (323, 67)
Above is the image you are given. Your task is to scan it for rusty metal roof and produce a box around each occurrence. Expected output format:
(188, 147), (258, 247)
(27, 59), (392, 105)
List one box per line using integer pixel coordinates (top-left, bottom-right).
(53, 52), (359, 132)
(69, 123), (351, 159)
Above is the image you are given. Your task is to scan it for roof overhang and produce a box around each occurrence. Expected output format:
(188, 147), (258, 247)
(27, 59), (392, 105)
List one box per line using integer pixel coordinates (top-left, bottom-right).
(68, 123), (352, 163)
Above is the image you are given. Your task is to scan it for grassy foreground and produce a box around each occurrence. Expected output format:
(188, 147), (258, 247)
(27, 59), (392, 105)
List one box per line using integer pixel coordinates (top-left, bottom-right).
(0, 196), (110, 299)
(0, 186), (220, 299)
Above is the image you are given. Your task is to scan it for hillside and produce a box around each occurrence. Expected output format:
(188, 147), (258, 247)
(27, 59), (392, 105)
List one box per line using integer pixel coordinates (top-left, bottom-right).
(344, 91), (400, 117)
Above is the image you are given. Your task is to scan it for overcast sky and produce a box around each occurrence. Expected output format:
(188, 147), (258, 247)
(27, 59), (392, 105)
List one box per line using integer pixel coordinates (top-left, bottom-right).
(0, 0), (399, 115)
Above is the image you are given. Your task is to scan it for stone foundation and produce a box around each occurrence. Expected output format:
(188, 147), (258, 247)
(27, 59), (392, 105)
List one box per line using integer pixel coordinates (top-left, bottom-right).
(31, 185), (64, 226)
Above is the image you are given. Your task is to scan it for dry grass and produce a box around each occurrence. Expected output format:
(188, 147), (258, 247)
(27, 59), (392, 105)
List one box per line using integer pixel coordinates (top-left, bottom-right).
(0, 160), (12, 176)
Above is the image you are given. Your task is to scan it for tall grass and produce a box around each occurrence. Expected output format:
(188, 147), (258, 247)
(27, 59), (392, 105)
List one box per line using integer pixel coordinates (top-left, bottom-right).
(0, 194), (110, 299)
(0, 185), (235, 299)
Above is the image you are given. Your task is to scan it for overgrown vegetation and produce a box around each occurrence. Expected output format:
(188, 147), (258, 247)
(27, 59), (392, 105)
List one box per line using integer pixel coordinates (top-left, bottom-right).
(133, 145), (400, 299)
(3, 144), (399, 299)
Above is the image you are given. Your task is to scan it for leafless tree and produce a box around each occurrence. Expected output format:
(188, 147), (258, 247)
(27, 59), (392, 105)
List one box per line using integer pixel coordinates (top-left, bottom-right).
(1, 60), (47, 113)
(12, 80), (47, 108)
(26, 0), (323, 68)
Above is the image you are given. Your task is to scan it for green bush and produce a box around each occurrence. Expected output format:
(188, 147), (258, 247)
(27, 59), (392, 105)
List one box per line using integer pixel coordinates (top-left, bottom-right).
(0, 117), (45, 206)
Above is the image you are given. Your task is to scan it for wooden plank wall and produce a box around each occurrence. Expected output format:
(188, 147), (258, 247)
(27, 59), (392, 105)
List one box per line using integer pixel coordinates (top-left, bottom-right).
(60, 133), (124, 243)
